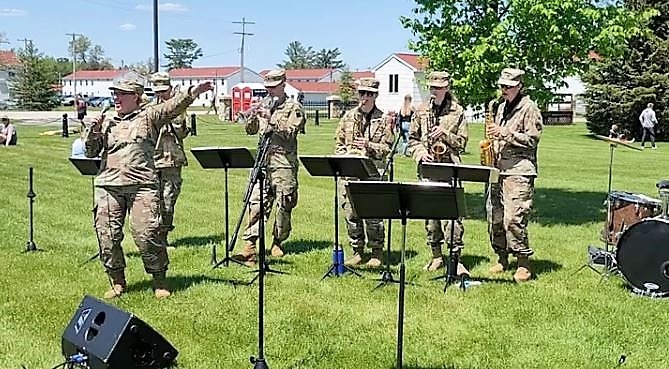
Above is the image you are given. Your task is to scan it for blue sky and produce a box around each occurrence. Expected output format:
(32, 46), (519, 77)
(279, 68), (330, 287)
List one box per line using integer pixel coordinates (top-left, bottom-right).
(0, 0), (419, 72)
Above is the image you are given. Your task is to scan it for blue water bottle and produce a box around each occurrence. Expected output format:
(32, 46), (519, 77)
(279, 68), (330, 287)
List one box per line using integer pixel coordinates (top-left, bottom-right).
(333, 247), (345, 276)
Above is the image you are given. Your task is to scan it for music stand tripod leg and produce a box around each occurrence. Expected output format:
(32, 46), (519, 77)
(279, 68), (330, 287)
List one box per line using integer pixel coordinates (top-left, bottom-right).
(213, 166), (247, 269)
(83, 177), (100, 264)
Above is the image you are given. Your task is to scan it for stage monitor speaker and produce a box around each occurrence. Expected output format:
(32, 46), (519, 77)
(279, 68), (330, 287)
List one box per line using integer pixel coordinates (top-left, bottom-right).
(61, 295), (178, 369)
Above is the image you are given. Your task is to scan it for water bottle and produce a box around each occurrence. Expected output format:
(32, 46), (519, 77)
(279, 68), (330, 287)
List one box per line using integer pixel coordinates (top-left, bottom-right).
(333, 247), (345, 275)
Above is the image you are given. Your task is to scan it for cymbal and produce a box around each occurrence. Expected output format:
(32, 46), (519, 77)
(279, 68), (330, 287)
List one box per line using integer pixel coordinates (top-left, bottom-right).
(593, 134), (642, 151)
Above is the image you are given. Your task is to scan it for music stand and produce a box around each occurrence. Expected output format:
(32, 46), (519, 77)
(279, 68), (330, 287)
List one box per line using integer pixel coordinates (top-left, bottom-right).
(346, 181), (465, 369)
(299, 155), (378, 279)
(191, 147), (255, 268)
(69, 157), (102, 264)
(420, 162), (499, 290)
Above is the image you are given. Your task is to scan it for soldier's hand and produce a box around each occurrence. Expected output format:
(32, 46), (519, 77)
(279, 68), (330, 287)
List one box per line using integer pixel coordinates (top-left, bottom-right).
(420, 152), (434, 163)
(90, 116), (104, 132)
(487, 124), (506, 138)
(191, 81), (214, 97)
(429, 125), (446, 139)
(353, 137), (368, 149)
(258, 107), (271, 119)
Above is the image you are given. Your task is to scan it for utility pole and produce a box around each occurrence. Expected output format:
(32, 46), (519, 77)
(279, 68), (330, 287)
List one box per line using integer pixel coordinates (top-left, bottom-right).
(66, 32), (83, 98)
(233, 17), (254, 83)
(17, 38), (32, 49)
(153, 0), (159, 72)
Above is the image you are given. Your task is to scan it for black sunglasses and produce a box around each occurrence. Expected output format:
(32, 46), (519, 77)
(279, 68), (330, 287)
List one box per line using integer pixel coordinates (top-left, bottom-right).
(358, 91), (375, 97)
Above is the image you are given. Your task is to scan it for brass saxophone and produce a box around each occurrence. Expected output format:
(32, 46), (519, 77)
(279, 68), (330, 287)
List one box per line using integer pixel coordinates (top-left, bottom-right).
(428, 95), (448, 162)
(479, 98), (497, 167)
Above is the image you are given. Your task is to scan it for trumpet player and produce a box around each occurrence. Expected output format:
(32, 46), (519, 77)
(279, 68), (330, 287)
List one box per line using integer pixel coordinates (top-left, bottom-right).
(334, 78), (394, 267)
(485, 68), (543, 283)
(149, 72), (191, 250)
(408, 71), (469, 274)
(232, 69), (306, 265)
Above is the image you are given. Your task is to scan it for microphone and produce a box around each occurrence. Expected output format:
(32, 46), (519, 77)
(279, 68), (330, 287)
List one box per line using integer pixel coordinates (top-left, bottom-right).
(100, 100), (112, 116)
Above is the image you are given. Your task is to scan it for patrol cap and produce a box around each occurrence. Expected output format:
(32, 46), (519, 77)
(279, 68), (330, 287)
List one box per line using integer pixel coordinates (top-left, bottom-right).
(264, 69), (286, 87)
(497, 68), (525, 87)
(357, 77), (380, 93)
(109, 78), (144, 94)
(426, 71), (450, 88)
(150, 72), (172, 92)
(1, 115), (8, 121)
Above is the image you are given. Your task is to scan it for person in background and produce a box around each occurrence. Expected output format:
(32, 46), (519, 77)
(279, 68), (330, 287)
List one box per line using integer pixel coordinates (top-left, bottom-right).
(0, 115), (17, 146)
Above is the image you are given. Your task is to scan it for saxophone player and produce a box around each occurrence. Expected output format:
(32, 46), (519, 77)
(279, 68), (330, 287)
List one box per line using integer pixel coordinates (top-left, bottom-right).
(485, 68), (543, 283)
(408, 71), (469, 274)
(334, 78), (394, 267)
(232, 69), (306, 265)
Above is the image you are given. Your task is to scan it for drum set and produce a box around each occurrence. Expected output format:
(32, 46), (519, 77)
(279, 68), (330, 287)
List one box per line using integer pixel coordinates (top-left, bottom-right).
(589, 135), (669, 297)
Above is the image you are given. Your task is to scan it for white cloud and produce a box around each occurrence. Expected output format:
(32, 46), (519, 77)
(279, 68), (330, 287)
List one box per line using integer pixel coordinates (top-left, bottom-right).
(0, 8), (27, 17)
(135, 2), (188, 12)
(119, 23), (137, 31)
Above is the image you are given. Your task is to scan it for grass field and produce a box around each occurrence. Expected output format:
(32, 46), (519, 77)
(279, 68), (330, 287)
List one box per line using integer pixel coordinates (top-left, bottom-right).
(0, 117), (667, 369)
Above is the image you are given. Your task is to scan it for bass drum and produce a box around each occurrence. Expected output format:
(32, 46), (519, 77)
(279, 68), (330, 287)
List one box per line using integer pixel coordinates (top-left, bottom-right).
(616, 218), (669, 297)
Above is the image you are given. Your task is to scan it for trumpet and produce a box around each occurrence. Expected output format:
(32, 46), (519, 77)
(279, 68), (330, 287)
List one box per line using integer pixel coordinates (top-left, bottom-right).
(237, 96), (273, 123)
(428, 95), (448, 161)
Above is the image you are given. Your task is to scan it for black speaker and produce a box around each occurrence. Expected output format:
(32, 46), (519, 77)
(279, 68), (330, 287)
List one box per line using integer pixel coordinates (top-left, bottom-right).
(62, 295), (178, 369)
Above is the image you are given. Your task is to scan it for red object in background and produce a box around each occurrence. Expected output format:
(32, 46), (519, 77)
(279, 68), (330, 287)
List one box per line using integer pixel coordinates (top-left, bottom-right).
(231, 86), (253, 116)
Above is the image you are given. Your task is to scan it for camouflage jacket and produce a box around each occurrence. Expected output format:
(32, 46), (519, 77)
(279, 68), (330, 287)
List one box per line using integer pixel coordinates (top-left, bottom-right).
(152, 99), (190, 169)
(84, 89), (195, 186)
(408, 98), (468, 164)
(493, 95), (543, 176)
(334, 105), (394, 171)
(245, 94), (306, 170)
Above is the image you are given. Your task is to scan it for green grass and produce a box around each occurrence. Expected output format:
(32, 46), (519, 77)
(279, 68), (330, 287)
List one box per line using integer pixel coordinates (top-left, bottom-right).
(1, 117), (667, 369)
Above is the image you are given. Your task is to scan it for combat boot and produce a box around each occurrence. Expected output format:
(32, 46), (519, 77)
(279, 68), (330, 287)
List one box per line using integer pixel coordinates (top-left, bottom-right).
(232, 241), (257, 266)
(152, 271), (171, 299)
(456, 262), (470, 277)
(424, 246), (444, 271)
(344, 247), (365, 266)
(103, 270), (126, 299)
(366, 247), (383, 268)
(489, 255), (509, 274)
(270, 242), (285, 258)
(513, 256), (532, 283)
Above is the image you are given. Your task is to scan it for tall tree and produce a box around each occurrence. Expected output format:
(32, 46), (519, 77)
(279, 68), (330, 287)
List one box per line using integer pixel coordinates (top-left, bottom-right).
(583, 0), (668, 139)
(278, 41), (316, 69)
(336, 70), (356, 103)
(68, 35), (92, 65)
(11, 42), (59, 110)
(400, 0), (655, 108)
(313, 48), (345, 69)
(127, 58), (154, 76)
(67, 35), (113, 70)
(163, 38), (203, 70)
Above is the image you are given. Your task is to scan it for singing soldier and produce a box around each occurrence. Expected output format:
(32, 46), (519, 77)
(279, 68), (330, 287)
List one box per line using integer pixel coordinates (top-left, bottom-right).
(408, 71), (469, 275)
(232, 69), (306, 265)
(334, 77), (394, 268)
(486, 68), (543, 282)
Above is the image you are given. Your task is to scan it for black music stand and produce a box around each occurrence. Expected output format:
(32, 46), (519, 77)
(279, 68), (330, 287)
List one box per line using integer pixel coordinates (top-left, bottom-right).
(346, 181), (465, 369)
(299, 155), (378, 279)
(191, 146), (255, 268)
(70, 157), (102, 264)
(420, 162), (499, 290)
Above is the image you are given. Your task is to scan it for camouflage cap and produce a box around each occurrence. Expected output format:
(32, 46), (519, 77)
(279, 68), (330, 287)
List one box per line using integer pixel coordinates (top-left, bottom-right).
(497, 68), (525, 87)
(109, 78), (144, 94)
(264, 69), (286, 87)
(426, 71), (450, 88)
(357, 77), (380, 92)
(150, 72), (172, 92)
(1, 115), (8, 121)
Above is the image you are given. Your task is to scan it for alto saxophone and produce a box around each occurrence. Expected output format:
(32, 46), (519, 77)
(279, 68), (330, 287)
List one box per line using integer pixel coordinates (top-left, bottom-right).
(479, 98), (497, 167)
(349, 102), (368, 156)
(428, 95), (448, 162)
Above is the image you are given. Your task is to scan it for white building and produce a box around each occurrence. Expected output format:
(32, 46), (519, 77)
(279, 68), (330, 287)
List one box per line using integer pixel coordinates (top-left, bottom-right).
(167, 67), (263, 106)
(372, 53), (428, 112)
(61, 70), (126, 97)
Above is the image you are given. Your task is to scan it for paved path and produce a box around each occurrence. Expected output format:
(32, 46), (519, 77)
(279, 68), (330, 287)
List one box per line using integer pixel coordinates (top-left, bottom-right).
(3, 110), (219, 126)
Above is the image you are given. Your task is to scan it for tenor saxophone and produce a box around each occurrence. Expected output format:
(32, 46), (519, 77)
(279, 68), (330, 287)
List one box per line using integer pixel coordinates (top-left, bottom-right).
(479, 98), (497, 167)
(349, 101), (367, 156)
(428, 95), (448, 162)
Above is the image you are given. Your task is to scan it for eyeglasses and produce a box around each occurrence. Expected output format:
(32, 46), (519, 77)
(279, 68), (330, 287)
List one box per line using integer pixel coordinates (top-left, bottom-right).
(112, 91), (136, 96)
(500, 85), (515, 90)
(429, 86), (447, 90)
(358, 91), (375, 97)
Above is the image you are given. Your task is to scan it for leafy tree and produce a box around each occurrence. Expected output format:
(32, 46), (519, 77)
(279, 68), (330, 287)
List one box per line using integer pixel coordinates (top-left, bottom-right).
(583, 0), (669, 139)
(67, 35), (114, 70)
(313, 48), (345, 69)
(127, 58), (154, 76)
(163, 38), (203, 70)
(337, 70), (356, 102)
(400, 0), (655, 108)
(42, 57), (73, 80)
(11, 42), (59, 110)
(278, 41), (315, 69)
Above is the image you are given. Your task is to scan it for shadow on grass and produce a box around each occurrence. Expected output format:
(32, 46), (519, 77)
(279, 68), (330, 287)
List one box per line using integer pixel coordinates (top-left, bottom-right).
(127, 273), (241, 293)
(282, 239), (331, 254)
(171, 234), (222, 248)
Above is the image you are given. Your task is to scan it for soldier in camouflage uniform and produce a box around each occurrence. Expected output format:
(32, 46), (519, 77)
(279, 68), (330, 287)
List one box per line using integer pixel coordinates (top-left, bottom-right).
(334, 78), (394, 268)
(84, 77), (213, 299)
(232, 69), (306, 265)
(150, 72), (190, 249)
(408, 71), (470, 276)
(486, 68), (543, 282)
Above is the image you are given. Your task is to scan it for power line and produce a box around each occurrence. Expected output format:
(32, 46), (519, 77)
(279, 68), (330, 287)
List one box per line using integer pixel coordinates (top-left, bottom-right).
(17, 38), (33, 49)
(66, 33), (84, 98)
(233, 17), (254, 83)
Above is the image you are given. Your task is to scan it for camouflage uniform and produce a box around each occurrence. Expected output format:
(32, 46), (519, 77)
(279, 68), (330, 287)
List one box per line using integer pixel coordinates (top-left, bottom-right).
(486, 68), (543, 266)
(84, 78), (195, 297)
(408, 71), (468, 272)
(240, 70), (306, 255)
(150, 72), (191, 248)
(334, 78), (394, 265)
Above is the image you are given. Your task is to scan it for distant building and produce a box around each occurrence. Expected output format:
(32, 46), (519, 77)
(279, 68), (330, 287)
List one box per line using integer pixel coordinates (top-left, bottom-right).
(372, 53), (428, 112)
(0, 50), (21, 102)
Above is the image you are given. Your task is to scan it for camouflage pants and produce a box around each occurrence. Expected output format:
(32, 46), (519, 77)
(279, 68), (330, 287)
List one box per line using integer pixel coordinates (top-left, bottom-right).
(94, 184), (168, 274)
(242, 167), (298, 244)
(158, 167), (183, 246)
(486, 175), (535, 257)
(425, 219), (464, 257)
(339, 178), (385, 249)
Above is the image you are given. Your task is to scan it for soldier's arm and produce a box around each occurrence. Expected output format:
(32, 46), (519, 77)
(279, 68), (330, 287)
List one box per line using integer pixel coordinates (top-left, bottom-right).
(173, 112), (190, 139)
(83, 122), (104, 158)
(334, 115), (347, 155)
(273, 103), (306, 138)
(408, 112), (428, 163)
(502, 105), (543, 148)
(146, 88), (197, 129)
(441, 111), (468, 151)
(366, 117), (394, 159)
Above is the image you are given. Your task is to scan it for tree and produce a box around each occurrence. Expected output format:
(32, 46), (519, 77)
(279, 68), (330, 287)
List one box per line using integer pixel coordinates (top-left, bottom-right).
(163, 38), (203, 70)
(313, 48), (345, 69)
(68, 35), (114, 70)
(337, 70), (356, 103)
(278, 41), (315, 69)
(11, 42), (59, 110)
(583, 0), (669, 139)
(400, 0), (655, 108)
(127, 58), (154, 76)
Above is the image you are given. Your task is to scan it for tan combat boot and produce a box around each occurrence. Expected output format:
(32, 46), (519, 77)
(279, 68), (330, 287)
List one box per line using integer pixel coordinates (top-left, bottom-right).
(344, 247), (365, 266)
(366, 248), (383, 268)
(424, 246), (444, 271)
(489, 255), (509, 274)
(152, 271), (171, 299)
(456, 262), (470, 277)
(232, 241), (257, 266)
(270, 242), (285, 258)
(103, 270), (126, 299)
(513, 256), (532, 283)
